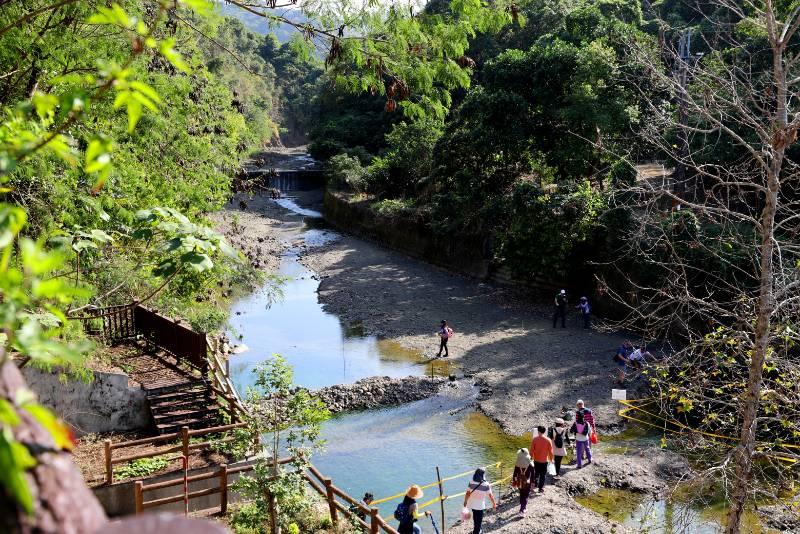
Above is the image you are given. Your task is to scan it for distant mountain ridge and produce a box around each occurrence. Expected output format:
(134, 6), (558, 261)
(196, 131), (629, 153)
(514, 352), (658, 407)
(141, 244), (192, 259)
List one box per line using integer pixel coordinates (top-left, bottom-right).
(218, 2), (307, 42)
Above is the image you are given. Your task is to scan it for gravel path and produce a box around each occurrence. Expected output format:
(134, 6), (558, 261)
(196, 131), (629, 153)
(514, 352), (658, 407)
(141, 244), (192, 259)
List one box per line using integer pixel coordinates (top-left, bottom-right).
(299, 232), (631, 435)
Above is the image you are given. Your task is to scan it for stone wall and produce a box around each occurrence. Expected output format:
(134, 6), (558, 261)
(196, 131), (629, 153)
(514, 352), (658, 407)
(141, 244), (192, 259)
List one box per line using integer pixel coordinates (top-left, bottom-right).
(323, 191), (492, 279)
(23, 367), (150, 436)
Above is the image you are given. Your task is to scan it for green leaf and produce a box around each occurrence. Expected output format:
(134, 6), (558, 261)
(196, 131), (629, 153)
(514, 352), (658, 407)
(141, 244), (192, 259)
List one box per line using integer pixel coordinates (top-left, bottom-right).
(126, 98), (142, 133)
(181, 251), (213, 272)
(89, 229), (113, 244)
(31, 93), (58, 119)
(159, 38), (191, 73)
(0, 400), (20, 426)
(0, 428), (36, 515)
(129, 82), (161, 104)
(181, 0), (213, 15)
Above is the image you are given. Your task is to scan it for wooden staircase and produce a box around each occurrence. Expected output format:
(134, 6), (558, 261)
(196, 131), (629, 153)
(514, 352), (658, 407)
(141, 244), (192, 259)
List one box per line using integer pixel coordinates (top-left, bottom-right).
(123, 347), (222, 435)
(146, 381), (221, 435)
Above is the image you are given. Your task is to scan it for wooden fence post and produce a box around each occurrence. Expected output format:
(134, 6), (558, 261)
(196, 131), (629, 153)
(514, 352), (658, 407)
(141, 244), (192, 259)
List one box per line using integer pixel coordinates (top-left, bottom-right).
(181, 426), (190, 459)
(369, 508), (380, 534)
(104, 440), (113, 484)
(436, 466), (446, 534)
(219, 464), (228, 514)
(134, 481), (144, 514)
(323, 477), (338, 527)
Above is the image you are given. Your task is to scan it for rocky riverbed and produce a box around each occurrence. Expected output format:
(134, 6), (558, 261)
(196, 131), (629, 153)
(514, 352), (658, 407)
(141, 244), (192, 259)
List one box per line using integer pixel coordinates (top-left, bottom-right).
(312, 376), (446, 413)
(449, 448), (694, 534)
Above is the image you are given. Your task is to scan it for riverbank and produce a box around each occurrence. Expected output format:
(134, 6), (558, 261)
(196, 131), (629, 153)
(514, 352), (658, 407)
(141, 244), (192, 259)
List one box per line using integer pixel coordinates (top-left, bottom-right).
(297, 230), (630, 434)
(211, 186), (699, 532)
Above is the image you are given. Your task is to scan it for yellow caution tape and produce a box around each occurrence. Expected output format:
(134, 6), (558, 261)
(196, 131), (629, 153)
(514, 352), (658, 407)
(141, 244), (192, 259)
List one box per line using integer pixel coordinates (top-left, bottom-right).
(617, 399), (799, 463)
(371, 461), (503, 505)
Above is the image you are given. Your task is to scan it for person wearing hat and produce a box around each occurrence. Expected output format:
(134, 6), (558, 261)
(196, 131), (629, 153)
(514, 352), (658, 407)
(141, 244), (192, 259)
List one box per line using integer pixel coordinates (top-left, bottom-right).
(396, 485), (430, 534)
(552, 289), (567, 328)
(548, 418), (571, 477)
(512, 448), (534, 516)
(463, 468), (496, 534)
(576, 296), (591, 329)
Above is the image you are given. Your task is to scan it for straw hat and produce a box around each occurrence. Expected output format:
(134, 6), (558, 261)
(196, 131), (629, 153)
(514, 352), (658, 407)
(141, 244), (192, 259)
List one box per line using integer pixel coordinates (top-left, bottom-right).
(515, 448), (532, 468)
(406, 485), (424, 499)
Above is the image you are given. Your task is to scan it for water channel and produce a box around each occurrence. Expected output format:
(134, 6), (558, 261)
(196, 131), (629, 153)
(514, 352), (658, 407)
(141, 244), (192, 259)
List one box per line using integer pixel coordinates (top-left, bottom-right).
(226, 156), (764, 532)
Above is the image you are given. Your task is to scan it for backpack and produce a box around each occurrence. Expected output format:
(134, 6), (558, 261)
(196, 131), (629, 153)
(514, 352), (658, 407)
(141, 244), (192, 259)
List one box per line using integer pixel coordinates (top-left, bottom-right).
(394, 502), (411, 523)
(550, 428), (564, 449)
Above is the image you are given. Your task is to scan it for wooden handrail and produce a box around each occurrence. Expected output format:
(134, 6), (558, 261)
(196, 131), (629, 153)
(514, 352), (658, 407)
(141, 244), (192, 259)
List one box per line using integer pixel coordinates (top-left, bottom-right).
(104, 422), (248, 483)
(110, 432), (181, 449)
(133, 457), (398, 534)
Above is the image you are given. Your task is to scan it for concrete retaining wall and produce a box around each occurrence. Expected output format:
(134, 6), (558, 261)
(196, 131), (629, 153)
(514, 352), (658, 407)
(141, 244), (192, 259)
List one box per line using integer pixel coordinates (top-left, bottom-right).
(324, 191), (492, 279)
(22, 367), (150, 436)
(94, 459), (257, 517)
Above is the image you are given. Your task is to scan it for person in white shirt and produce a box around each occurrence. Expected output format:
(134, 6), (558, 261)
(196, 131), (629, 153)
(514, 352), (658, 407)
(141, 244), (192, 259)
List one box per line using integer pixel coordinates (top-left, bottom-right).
(463, 468), (497, 534)
(628, 346), (651, 371)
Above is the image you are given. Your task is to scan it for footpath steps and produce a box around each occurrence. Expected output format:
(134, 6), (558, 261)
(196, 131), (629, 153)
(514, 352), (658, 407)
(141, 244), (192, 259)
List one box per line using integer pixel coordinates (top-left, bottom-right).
(123, 347), (221, 435)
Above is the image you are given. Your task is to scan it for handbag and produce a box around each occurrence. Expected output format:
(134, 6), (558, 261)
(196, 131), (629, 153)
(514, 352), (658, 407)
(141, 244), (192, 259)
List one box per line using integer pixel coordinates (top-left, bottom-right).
(547, 462), (556, 476)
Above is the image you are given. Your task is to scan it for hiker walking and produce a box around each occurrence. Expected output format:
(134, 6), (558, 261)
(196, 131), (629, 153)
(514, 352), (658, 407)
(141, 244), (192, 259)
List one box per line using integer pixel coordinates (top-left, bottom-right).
(570, 412), (593, 469)
(512, 448), (534, 516)
(577, 296), (591, 329)
(436, 320), (453, 357)
(350, 492), (373, 521)
(552, 289), (567, 328)
(530, 426), (554, 493)
(463, 468), (497, 534)
(548, 418), (570, 477)
(396, 485), (431, 534)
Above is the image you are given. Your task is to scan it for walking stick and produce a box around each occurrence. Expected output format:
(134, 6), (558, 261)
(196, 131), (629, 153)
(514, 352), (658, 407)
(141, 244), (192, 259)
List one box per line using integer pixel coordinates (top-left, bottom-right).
(428, 514), (441, 534)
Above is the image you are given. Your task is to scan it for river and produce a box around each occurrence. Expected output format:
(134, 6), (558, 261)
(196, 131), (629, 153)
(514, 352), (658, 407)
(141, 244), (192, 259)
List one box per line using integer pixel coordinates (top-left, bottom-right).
(226, 152), (768, 533)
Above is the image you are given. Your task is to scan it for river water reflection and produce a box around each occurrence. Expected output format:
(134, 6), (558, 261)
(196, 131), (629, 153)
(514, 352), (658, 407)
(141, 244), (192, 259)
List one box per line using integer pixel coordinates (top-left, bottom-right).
(226, 181), (521, 526)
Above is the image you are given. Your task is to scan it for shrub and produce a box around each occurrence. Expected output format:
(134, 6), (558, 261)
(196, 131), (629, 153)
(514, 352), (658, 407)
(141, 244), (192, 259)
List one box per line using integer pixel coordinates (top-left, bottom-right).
(116, 457), (170, 480)
(371, 198), (415, 217)
(327, 154), (369, 193)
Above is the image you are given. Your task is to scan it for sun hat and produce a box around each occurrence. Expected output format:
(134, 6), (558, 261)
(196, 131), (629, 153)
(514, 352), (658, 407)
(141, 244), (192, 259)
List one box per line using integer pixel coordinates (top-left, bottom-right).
(515, 448), (532, 468)
(406, 485), (424, 499)
(555, 417), (565, 426)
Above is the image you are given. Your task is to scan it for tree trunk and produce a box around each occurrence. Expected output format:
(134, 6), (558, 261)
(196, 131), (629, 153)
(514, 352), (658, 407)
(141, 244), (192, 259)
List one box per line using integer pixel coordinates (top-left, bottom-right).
(0, 361), (107, 533)
(725, 24), (785, 531)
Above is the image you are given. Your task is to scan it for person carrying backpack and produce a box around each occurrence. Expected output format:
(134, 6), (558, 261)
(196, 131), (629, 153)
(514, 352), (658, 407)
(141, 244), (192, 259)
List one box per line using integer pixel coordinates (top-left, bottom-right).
(395, 485), (430, 534)
(512, 448), (534, 516)
(552, 290), (567, 328)
(548, 418), (571, 477)
(570, 411), (593, 469)
(436, 320), (454, 357)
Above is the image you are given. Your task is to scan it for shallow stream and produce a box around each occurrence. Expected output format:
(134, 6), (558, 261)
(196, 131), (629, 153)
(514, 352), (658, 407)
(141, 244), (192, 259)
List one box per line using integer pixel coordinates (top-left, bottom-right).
(226, 157), (763, 532)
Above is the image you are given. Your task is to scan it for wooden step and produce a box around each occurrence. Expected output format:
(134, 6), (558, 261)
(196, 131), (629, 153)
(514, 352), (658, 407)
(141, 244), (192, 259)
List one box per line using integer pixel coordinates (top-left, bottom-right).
(153, 407), (218, 425)
(145, 380), (206, 397)
(155, 414), (220, 434)
(146, 387), (210, 404)
(149, 397), (215, 415)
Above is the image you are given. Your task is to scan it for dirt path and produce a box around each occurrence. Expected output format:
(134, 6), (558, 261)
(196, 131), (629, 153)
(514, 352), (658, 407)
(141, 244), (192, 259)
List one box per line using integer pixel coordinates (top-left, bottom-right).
(299, 233), (630, 435)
